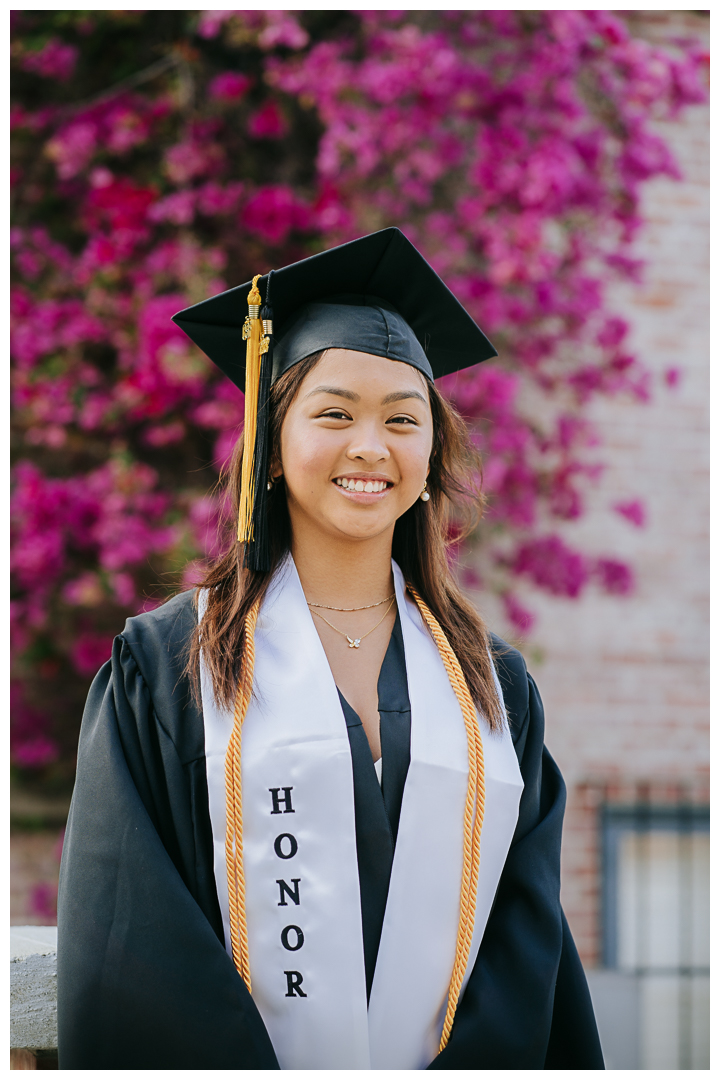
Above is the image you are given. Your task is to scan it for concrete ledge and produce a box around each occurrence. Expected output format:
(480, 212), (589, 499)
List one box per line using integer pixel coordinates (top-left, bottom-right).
(10, 927), (58, 1070)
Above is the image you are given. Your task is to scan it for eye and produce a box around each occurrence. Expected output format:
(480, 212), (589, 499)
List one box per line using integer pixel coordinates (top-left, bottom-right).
(319, 409), (351, 421)
(386, 414), (418, 426)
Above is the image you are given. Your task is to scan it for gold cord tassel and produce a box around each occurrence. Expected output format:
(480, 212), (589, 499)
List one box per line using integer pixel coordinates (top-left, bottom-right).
(407, 585), (485, 1054)
(224, 587), (485, 1052)
(237, 275), (263, 544)
(225, 598), (261, 991)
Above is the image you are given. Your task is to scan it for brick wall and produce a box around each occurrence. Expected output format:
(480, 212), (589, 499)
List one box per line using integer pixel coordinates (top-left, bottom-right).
(475, 12), (709, 965)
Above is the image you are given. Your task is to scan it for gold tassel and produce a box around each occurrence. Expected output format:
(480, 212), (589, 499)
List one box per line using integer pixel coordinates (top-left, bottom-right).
(238, 275), (263, 544)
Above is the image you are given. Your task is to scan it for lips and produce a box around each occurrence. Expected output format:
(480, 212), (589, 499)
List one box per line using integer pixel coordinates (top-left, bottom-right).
(333, 477), (391, 493)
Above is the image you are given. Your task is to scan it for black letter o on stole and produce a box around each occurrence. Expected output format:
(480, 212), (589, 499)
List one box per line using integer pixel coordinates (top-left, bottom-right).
(274, 833), (298, 859)
(281, 925), (304, 951)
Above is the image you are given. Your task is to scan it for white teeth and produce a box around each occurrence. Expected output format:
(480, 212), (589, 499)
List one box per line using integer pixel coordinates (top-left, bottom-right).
(336, 478), (389, 492)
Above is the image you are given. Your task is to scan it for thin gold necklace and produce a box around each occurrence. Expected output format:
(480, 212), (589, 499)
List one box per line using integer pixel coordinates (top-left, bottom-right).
(307, 592), (394, 612)
(310, 597), (396, 648)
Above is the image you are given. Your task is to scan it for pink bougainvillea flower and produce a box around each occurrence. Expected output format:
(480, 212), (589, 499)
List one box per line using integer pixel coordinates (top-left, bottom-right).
(459, 566), (482, 589)
(248, 99), (289, 139)
(197, 11), (237, 39)
(241, 184), (312, 244)
(70, 633), (115, 676)
(10, 292), (105, 368)
(13, 735), (60, 769)
(45, 119), (98, 179)
(196, 180), (244, 216)
(30, 882), (58, 920)
(213, 428), (239, 473)
(21, 38), (78, 81)
(135, 293), (201, 377)
(164, 140), (217, 185)
(258, 12), (309, 51)
(143, 421), (186, 447)
(82, 177), (157, 232)
(312, 181), (354, 234)
(208, 71), (253, 101)
(63, 571), (105, 608)
(511, 535), (590, 598)
(502, 593), (536, 635)
(614, 499), (646, 528)
(109, 572), (136, 606)
(147, 190), (196, 225)
(594, 558), (635, 596)
(89, 166), (114, 189)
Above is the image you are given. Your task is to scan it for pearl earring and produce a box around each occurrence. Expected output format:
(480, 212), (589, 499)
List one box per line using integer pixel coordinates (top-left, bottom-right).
(420, 481), (430, 502)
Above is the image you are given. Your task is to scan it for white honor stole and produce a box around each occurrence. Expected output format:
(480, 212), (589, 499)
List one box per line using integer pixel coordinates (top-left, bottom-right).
(201, 557), (524, 1070)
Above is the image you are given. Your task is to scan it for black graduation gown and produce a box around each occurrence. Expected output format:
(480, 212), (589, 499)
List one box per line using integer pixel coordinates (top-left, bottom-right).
(57, 588), (604, 1069)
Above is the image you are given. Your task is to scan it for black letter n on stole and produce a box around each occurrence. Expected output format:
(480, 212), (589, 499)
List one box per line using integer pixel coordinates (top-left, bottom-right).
(271, 788), (306, 995)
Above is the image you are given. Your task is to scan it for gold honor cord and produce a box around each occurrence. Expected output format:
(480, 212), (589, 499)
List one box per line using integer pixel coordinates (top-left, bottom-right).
(224, 588), (485, 1054)
(237, 276), (263, 544)
(406, 585), (486, 1053)
(224, 600), (259, 991)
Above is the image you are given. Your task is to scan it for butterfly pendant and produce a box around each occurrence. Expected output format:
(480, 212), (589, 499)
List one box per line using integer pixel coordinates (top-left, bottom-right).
(346, 637), (361, 649)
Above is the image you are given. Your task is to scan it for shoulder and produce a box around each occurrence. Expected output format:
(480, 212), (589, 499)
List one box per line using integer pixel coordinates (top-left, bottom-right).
(109, 589), (204, 762)
(488, 632), (532, 745)
(117, 589), (198, 710)
(121, 588), (198, 656)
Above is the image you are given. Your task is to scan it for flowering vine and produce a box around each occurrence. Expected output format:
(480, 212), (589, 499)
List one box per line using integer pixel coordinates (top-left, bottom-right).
(10, 10), (707, 777)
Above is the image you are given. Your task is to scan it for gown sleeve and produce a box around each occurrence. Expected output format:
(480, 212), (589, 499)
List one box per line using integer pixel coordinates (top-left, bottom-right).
(57, 628), (279, 1070)
(429, 647), (605, 1070)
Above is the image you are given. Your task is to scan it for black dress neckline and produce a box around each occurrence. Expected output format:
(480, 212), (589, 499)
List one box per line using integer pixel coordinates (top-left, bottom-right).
(336, 610), (411, 996)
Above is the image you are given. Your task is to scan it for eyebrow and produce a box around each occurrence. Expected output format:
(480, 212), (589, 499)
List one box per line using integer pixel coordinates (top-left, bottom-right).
(381, 390), (428, 406)
(305, 386), (428, 406)
(305, 386), (360, 401)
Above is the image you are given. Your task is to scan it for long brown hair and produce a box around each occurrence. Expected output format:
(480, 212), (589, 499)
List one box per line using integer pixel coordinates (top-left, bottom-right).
(186, 351), (504, 732)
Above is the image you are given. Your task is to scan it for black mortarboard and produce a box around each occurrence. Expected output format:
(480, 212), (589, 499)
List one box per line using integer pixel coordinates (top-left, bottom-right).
(171, 228), (497, 571)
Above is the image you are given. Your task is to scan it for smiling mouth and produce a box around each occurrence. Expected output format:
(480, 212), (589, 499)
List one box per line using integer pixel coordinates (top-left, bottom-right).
(333, 478), (391, 493)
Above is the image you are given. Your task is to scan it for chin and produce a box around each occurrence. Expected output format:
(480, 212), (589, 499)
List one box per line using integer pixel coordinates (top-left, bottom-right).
(323, 508), (396, 541)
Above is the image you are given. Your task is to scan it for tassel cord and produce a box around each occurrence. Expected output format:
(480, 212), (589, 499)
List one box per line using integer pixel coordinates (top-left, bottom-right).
(247, 271), (274, 571)
(224, 602), (260, 992)
(238, 276), (263, 546)
(407, 585), (485, 1054)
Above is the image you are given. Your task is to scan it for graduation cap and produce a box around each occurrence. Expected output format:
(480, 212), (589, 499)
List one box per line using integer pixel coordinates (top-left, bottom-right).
(172, 227), (497, 572)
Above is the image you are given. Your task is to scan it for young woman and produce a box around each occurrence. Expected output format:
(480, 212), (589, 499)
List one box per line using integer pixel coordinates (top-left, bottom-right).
(57, 229), (604, 1070)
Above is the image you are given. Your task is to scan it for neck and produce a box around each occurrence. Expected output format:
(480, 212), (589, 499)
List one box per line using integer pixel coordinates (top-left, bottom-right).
(290, 525), (395, 609)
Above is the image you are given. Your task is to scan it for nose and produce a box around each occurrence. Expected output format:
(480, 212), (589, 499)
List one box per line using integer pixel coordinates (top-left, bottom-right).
(345, 419), (389, 464)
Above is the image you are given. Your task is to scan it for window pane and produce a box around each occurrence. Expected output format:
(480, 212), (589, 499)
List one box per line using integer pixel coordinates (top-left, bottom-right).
(617, 830), (709, 971)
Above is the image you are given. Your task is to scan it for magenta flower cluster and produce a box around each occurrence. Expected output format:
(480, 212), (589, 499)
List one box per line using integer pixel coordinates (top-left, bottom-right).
(10, 10), (706, 772)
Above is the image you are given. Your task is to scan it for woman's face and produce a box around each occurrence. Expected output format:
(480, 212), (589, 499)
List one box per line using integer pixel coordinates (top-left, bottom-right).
(278, 348), (433, 543)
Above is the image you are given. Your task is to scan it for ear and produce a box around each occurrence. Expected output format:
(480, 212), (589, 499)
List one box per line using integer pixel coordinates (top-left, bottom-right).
(269, 452), (283, 482)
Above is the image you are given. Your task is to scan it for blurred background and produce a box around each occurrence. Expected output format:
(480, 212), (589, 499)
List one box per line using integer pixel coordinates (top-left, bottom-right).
(10, 10), (709, 1069)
